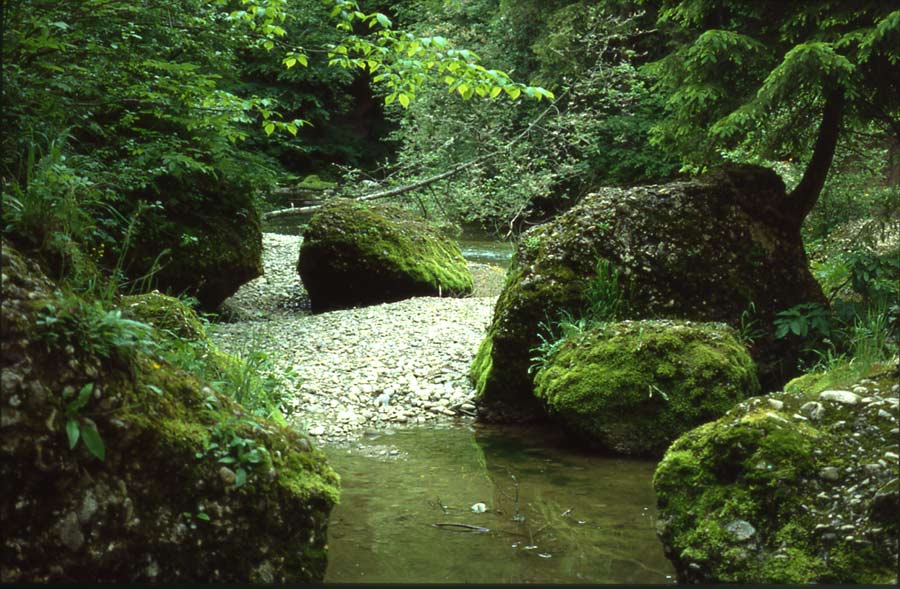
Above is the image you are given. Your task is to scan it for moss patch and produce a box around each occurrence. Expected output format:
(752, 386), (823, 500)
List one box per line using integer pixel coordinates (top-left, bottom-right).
(1, 242), (338, 582)
(653, 363), (899, 583)
(120, 292), (207, 342)
(533, 320), (759, 456)
(298, 198), (473, 312)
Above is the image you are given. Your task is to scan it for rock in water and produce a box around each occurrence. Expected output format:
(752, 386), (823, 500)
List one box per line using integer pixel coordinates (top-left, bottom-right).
(298, 199), (473, 312)
(0, 241), (338, 582)
(472, 165), (825, 418)
(532, 320), (759, 457)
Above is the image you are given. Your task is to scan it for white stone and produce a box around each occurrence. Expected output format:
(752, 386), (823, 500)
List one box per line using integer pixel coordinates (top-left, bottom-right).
(818, 390), (860, 405)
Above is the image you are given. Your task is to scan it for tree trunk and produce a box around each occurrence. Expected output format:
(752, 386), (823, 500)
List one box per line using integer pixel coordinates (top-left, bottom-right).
(786, 91), (844, 228)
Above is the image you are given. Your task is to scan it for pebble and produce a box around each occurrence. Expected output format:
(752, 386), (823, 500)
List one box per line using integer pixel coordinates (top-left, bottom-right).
(800, 401), (826, 421)
(819, 467), (840, 481)
(819, 390), (861, 405)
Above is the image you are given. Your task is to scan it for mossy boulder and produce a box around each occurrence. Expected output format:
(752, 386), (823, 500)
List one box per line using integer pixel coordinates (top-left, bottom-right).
(298, 199), (473, 312)
(472, 165), (825, 418)
(653, 366), (899, 583)
(120, 292), (206, 341)
(0, 242), (339, 582)
(533, 320), (759, 457)
(124, 173), (263, 310)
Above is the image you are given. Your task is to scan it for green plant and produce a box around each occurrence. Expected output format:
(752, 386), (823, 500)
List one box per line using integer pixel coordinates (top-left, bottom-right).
(529, 259), (629, 373)
(774, 303), (832, 340)
(36, 298), (156, 362)
(738, 301), (766, 344)
(849, 303), (898, 370)
(63, 383), (105, 461)
(583, 259), (627, 323)
(197, 420), (271, 488)
(529, 311), (591, 374)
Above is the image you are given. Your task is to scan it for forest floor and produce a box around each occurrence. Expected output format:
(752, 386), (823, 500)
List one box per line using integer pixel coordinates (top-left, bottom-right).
(209, 233), (500, 445)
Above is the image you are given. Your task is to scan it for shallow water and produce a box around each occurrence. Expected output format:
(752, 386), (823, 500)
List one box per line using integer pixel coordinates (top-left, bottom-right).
(457, 227), (515, 268)
(323, 424), (675, 584)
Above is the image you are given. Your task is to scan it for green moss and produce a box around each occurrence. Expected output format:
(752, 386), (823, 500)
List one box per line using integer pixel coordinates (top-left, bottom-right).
(299, 199), (473, 311)
(653, 374), (899, 585)
(533, 320), (759, 456)
(120, 292), (207, 342)
(470, 336), (494, 399)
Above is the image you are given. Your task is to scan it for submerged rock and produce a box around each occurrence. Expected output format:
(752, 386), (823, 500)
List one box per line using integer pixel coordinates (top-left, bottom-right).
(298, 199), (473, 312)
(0, 241), (338, 582)
(653, 366), (899, 583)
(471, 165), (825, 419)
(533, 320), (758, 456)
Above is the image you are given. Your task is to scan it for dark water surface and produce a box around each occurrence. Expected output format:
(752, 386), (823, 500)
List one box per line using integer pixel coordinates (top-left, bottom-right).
(323, 424), (675, 584)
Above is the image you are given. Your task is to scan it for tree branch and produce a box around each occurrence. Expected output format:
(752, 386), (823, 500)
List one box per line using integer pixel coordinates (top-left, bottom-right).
(786, 90), (844, 228)
(264, 89), (570, 221)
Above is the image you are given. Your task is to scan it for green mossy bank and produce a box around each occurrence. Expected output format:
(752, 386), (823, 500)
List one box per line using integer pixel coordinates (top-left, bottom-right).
(472, 165), (825, 419)
(298, 199), (473, 312)
(653, 366), (899, 583)
(0, 242), (338, 582)
(533, 320), (759, 457)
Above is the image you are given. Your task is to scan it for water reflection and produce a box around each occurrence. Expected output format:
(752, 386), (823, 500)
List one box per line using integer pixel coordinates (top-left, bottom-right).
(323, 424), (674, 584)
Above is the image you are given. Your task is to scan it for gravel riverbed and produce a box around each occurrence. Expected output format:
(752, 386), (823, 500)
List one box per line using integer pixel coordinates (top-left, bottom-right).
(210, 233), (500, 445)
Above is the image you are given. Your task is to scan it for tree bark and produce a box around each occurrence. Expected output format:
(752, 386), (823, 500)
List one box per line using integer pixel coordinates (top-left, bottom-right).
(786, 90), (845, 228)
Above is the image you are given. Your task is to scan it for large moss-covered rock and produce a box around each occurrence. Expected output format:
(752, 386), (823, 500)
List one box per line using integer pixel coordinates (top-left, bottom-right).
(653, 366), (899, 583)
(472, 165), (825, 418)
(533, 320), (759, 457)
(125, 173), (263, 310)
(0, 242), (338, 582)
(298, 199), (473, 312)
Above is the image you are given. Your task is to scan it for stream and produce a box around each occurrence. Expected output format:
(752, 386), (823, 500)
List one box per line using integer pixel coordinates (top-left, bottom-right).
(257, 214), (674, 583)
(324, 424), (675, 584)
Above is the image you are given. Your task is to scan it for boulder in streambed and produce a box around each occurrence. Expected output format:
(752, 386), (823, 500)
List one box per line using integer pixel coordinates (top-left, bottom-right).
(123, 172), (263, 310)
(532, 320), (759, 457)
(297, 199), (473, 312)
(471, 165), (825, 419)
(653, 366), (899, 583)
(0, 241), (339, 582)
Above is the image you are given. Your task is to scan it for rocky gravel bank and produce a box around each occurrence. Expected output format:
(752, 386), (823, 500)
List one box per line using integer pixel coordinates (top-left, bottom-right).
(210, 233), (498, 444)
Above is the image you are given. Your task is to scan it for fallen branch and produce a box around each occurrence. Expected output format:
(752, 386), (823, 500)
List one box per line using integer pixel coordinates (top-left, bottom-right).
(432, 522), (491, 533)
(263, 89), (569, 222)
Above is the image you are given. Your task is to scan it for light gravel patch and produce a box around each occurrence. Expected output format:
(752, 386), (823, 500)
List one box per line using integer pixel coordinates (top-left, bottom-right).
(209, 296), (495, 445)
(210, 232), (500, 445)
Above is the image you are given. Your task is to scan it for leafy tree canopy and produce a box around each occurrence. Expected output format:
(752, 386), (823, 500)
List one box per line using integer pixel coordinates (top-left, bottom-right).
(644, 0), (899, 223)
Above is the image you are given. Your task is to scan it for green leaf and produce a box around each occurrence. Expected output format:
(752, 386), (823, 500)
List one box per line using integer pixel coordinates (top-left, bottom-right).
(264, 122), (275, 136)
(375, 13), (392, 28)
(284, 57), (297, 68)
(144, 384), (164, 395)
(67, 382), (94, 415)
(235, 467), (247, 487)
(398, 93), (410, 108)
(196, 512), (211, 521)
(66, 418), (80, 449)
(81, 422), (105, 461)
